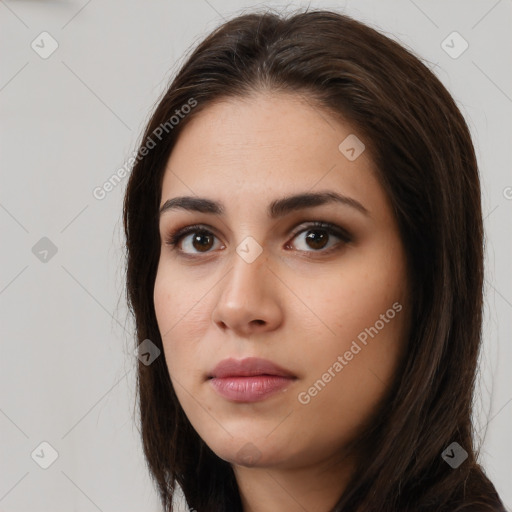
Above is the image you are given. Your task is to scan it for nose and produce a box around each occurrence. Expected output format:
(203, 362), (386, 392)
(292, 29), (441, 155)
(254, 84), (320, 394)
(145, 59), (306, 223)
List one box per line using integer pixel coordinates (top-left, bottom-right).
(211, 249), (283, 336)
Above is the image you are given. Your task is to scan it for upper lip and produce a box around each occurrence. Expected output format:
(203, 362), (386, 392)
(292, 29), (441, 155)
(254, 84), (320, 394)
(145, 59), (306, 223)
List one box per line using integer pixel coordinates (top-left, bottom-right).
(208, 357), (296, 379)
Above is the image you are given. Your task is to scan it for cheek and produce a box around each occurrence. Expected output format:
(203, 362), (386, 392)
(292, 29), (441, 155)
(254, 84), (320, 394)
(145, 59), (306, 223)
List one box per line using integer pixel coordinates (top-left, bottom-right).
(299, 250), (406, 349)
(154, 268), (176, 338)
(292, 295), (407, 453)
(154, 267), (192, 372)
(153, 264), (216, 386)
(153, 263), (200, 333)
(294, 241), (408, 409)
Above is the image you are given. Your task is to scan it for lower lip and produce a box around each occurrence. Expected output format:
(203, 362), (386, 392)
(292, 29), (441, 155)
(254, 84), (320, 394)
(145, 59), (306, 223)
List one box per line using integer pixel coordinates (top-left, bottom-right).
(209, 375), (295, 402)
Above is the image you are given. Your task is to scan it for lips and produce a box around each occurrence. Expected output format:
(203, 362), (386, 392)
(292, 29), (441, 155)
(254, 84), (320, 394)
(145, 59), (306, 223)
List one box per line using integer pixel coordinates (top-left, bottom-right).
(208, 357), (295, 379)
(207, 357), (297, 403)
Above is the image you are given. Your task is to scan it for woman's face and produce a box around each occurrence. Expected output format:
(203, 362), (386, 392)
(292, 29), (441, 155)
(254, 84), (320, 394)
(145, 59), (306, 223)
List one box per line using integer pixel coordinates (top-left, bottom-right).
(154, 92), (410, 471)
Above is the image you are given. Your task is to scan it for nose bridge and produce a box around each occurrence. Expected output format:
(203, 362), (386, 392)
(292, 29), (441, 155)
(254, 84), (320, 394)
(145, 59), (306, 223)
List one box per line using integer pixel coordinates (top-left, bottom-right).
(222, 242), (268, 305)
(212, 241), (280, 332)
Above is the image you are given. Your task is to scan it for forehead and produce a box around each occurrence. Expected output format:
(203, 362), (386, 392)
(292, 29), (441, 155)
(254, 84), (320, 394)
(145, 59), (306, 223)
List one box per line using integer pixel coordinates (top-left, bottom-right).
(167, 91), (361, 165)
(160, 92), (382, 216)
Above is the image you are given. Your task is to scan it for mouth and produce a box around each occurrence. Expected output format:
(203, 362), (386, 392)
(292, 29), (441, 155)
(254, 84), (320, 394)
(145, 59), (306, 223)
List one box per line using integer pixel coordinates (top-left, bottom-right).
(207, 356), (296, 379)
(207, 357), (297, 403)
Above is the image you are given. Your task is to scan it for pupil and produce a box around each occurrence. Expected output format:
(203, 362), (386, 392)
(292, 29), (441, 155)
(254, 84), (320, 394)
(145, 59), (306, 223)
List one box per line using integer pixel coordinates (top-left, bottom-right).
(306, 230), (328, 249)
(193, 233), (213, 251)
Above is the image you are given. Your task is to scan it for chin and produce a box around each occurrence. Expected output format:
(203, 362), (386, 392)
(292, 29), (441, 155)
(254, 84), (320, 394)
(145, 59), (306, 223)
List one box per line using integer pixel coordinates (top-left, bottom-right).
(202, 430), (293, 469)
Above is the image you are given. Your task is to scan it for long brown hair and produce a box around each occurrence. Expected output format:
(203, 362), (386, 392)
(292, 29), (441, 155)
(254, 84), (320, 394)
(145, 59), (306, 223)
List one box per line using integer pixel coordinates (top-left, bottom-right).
(123, 8), (506, 511)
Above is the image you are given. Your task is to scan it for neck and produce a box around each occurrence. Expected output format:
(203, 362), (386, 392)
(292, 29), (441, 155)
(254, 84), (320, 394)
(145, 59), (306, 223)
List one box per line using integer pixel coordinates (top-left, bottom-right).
(233, 451), (357, 512)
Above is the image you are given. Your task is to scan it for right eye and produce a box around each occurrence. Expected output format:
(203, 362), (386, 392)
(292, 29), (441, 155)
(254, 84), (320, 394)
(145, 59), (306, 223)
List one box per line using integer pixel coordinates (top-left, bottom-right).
(165, 225), (224, 255)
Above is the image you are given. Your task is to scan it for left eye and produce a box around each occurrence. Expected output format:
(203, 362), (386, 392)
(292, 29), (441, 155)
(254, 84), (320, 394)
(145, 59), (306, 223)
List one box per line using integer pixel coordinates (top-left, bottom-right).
(165, 221), (351, 256)
(288, 223), (350, 253)
(287, 227), (341, 252)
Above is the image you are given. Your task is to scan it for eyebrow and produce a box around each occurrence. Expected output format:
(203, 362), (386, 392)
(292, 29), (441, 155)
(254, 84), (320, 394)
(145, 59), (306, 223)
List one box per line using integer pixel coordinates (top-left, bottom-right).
(159, 191), (369, 219)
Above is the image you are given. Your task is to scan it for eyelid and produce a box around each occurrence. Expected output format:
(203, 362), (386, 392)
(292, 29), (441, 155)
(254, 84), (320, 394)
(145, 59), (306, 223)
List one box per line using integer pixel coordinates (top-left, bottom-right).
(164, 221), (352, 255)
(289, 221), (352, 244)
(165, 223), (221, 247)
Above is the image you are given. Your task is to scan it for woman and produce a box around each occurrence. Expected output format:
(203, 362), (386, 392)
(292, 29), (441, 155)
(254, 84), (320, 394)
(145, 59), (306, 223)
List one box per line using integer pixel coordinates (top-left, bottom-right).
(123, 8), (507, 512)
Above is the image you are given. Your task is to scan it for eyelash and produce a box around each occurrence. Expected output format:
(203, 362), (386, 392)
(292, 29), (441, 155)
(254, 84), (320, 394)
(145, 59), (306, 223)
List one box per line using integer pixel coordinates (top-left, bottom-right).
(164, 221), (352, 258)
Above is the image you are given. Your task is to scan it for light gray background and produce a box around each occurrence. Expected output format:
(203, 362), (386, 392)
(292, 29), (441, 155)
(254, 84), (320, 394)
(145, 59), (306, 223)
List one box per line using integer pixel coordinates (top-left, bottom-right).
(1, 0), (511, 511)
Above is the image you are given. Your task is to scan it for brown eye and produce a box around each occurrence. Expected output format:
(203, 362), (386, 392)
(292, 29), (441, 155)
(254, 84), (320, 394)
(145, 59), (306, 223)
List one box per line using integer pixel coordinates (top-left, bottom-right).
(166, 221), (351, 257)
(168, 228), (221, 254)
(303, 229), (330, 250)
(189, 232), (215, 252)
(289, 222), (351, 254)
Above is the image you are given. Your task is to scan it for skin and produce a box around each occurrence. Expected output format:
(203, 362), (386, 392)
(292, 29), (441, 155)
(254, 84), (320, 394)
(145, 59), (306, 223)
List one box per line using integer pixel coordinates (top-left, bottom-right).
(154, 91), (410, 512)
